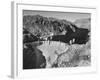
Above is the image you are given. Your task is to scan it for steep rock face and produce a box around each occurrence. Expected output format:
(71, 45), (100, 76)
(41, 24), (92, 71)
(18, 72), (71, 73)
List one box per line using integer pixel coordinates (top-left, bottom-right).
(23, 28), (39, 43)
(23, 15), (77, 38)
(51, 28), (89, 44)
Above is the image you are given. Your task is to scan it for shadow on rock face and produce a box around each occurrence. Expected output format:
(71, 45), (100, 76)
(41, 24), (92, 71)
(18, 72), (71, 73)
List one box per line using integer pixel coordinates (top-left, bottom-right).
(49, 28), (89, 45)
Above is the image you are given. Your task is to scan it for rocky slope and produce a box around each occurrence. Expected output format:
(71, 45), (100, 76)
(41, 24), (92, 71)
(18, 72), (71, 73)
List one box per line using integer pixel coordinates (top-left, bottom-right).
(23, 15), (78, 38)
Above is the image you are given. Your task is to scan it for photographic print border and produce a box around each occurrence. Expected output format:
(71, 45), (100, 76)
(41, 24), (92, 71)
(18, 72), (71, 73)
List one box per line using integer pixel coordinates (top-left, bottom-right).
(11, 1), (97, 78)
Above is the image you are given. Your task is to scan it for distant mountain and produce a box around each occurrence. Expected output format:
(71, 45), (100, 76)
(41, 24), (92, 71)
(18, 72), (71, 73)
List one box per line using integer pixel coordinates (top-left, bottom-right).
(74, 18), (91, 30)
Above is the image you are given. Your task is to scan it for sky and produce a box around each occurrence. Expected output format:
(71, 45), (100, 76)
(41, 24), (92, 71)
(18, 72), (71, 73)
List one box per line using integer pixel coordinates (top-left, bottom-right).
(23, 10), (91, 22)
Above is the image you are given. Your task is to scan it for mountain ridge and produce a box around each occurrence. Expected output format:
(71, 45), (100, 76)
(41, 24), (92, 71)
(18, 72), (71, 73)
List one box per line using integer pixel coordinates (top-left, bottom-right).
(23, 15), (78, 38)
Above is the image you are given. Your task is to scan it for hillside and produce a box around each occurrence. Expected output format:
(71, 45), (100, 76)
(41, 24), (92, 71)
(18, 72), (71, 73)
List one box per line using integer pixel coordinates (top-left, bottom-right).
(74, 18), (91, 30)
(23, 15), (78, 38)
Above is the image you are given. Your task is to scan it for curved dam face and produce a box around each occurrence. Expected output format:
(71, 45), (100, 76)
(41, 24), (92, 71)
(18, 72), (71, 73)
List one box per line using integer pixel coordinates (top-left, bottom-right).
(37, 41), (69, 68)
